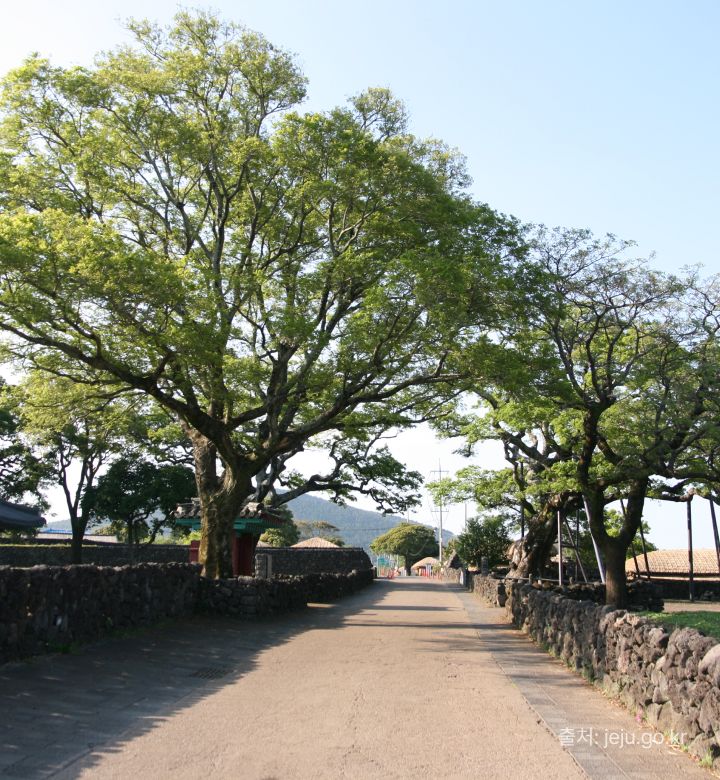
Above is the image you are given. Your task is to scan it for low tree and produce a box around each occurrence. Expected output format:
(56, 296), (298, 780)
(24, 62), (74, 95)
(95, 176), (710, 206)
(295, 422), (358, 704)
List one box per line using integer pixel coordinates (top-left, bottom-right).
(0, 380), (50, 507)
(370, 523), (438, 574)
(454, 516), (511, 569)
(295, 520), (340, 541)
(259, 522), (300, 547)
(83, 457), (195, 559)
(13, 373), (135, 562)
(322, 535), (345, 547)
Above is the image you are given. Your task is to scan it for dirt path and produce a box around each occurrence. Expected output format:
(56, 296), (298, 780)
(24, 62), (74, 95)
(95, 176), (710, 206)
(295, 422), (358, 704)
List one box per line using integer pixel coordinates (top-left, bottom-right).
(1, 578), (712, 779)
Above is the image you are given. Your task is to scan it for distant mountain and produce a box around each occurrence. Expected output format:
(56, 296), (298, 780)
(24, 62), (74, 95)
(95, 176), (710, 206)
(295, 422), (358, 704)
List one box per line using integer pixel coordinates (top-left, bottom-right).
(283, 493), (453, 557)
(47, 493), (453, 559)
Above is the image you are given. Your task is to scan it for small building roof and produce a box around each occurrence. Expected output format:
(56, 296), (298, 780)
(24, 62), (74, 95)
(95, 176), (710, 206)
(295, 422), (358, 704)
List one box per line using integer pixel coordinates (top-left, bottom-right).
(626, 548), (720, 577)
(411, 556), (439, 570)
(175, 499), (287, 536)
(292, 537), (340, 548)
(0, 500), (45, 531)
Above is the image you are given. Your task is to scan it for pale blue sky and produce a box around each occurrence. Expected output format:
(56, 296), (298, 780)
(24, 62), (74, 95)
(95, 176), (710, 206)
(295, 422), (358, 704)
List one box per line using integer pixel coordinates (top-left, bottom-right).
(1, 1), (718, 547)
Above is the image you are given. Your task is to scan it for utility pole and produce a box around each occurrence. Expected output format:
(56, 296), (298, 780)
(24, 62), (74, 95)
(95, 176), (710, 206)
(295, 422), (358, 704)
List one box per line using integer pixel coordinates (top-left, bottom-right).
(430, 461), (447, 565)
(688, 496), (695, 603)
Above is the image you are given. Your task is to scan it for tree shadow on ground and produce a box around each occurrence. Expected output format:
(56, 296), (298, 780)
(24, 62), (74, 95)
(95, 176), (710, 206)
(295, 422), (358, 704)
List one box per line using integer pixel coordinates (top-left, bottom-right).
(0, 581), (400, 778)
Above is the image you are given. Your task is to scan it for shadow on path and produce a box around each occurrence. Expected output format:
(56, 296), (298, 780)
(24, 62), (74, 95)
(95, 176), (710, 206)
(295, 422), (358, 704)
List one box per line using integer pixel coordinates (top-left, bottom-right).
(0, 582), (399, 778)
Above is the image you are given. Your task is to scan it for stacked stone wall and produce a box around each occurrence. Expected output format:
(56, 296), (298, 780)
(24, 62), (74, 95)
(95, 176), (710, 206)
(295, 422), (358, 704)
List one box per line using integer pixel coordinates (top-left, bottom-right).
(0, 563), (198, 663)
(198, 569), (375, 617)
(649, 578), (720, 601)
(441, 568), (464, 585)
(466, 571), (507, 606)
(499, 578), (720, 763)
(0, 562), (374, 665)
(0, 544), (189, 567)
(1, 544), (374, 575)
(256, 547), (372, 576)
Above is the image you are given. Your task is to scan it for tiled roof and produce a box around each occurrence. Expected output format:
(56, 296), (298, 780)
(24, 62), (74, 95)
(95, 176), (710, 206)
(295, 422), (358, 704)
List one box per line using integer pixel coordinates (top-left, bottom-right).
(0, 500), (45, 531)
(625, 548), (720, 576)
(292, 537), (340, 548)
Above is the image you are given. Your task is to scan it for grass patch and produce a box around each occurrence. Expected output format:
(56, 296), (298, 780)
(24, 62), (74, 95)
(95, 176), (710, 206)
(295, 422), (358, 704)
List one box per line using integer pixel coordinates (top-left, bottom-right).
(642, 611), (720, 639)
(700, 752), (715, 768)
(580, 666), (596, 684)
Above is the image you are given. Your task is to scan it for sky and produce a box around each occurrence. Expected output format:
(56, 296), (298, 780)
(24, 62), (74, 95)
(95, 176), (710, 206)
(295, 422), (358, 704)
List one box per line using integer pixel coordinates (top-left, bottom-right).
(1, 1), (719, 547)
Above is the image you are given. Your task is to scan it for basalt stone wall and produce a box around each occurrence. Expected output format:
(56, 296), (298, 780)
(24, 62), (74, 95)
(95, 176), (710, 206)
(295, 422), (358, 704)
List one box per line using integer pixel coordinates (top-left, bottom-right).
(0, 563), (199, 663)
(0, 544), (378, 574)
(504, 579), (720, 765)
(255, 547), (373, 576)
(198, 568), (375, 618)
(197, 575), (307, 617)
(467, 574), (662, 612)
(0, 544), (189, 567)
(649, 578), (720, 601)
(441, 567), (462, 584)
(529, 579), (663, 611)
(466, 571), (507, 606)
(0, 562), (374, 664)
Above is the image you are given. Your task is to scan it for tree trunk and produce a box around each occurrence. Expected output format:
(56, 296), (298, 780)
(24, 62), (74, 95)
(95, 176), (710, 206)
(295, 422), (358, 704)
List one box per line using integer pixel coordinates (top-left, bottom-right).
(128, 521), (137, 565)
(183, 422), (258, 579)
(71, 529), (83, 564)
(198, 493), (239, 579)
(70, 512), (85, 564)
(508, 502), (558, 579)
(189, 430), (254, 579)
(586, 480), (647, 607)
(603, 540), (628, 608)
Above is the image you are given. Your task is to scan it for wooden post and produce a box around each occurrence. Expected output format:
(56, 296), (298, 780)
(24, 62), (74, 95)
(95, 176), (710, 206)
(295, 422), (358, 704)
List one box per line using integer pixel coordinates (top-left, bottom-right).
(709, 497), (720, 576)
(688, 499), (695, 603)
(638, 523), (652, 580)
(563, 517), (588, 583)
(583, 496), (605, 583)
(630, 539), (642, 577)
(557, 509), (563, 586)
(575, 511), (581, 580)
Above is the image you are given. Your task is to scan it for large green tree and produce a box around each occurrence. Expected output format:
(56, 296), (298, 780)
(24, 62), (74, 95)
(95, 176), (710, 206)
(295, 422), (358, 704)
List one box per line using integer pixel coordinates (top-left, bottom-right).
(370, 522), (438, 574)
(529, 231), (716, 605)
(436, 229), (719, 606)
(0, 12), (521, 577)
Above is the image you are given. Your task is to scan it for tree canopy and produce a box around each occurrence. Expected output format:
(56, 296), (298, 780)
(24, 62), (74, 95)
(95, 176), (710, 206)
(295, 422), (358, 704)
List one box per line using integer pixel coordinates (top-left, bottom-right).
(453, 516), (511, 569)
(0, 380), (50, 507)
(258, 524), (300, 547)
(431, 228), (720, 605)
(12, 372), (139, 560)
(0, 11), (523, 577)
(83, 457), (196, 552)
(370, 522), (438, 574)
